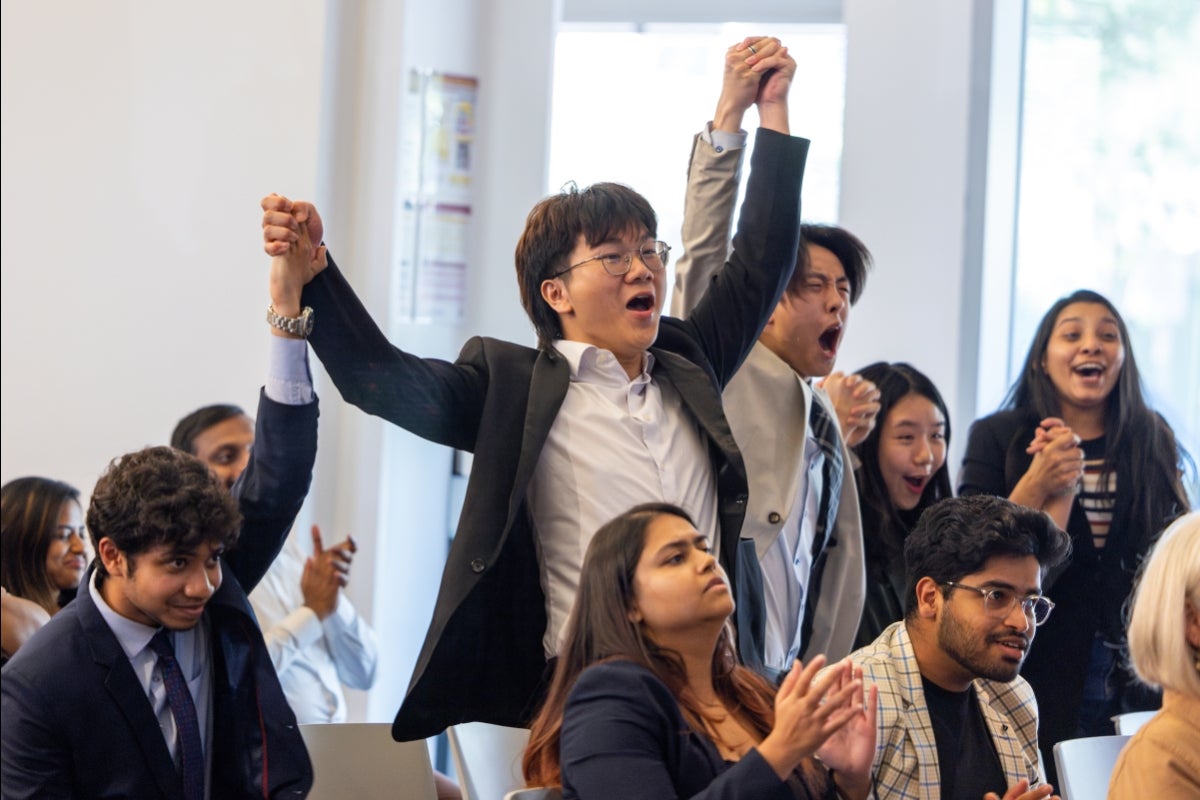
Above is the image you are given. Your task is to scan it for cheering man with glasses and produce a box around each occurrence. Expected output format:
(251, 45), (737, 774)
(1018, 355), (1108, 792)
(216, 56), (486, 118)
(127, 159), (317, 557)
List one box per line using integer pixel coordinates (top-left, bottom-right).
(844, 494), (1070, 800)
(260, 37), (808, 741)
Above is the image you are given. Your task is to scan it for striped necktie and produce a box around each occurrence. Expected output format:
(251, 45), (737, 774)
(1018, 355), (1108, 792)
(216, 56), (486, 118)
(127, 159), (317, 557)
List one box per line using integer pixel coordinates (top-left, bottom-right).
(799, 394), (844, 649)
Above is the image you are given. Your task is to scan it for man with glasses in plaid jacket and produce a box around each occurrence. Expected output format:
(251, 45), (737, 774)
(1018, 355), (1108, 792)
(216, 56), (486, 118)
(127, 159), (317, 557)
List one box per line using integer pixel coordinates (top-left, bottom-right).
(849, 495), (1070, 800)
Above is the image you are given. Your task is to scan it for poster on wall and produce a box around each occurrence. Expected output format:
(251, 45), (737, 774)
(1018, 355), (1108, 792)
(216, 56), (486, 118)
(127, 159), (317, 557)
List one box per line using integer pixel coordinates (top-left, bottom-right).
(395, 70), (477, 324)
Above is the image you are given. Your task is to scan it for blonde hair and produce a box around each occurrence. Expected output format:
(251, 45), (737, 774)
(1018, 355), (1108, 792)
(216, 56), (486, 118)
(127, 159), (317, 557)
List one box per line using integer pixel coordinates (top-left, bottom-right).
(1125, 511), (1200, 696)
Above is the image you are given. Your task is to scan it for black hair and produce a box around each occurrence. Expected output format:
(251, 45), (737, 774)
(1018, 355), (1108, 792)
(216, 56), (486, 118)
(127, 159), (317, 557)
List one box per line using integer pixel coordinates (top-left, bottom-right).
(903, 495), (1071, 618)
(87, 446), (241, 579)
(514, 182), (657, 347)
(170, 404), (247, 455)
(790, 223), (872, 304)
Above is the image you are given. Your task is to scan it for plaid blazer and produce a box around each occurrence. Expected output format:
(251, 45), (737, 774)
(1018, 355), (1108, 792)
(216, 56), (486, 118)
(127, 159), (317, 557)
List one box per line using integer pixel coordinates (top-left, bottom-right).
(852, 622), (1044, 800)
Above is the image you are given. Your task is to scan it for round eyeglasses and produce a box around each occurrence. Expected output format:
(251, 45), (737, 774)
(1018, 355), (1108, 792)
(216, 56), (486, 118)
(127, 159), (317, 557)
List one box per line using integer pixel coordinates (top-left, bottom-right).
(942, 581), (1056, 626)
(552, 241), (671, 278)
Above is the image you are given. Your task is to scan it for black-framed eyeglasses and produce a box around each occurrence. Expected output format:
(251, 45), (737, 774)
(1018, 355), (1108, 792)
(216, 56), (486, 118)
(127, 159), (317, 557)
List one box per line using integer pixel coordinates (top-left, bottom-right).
(551, 241), (671, 278)
(942, 581), (1055, 626)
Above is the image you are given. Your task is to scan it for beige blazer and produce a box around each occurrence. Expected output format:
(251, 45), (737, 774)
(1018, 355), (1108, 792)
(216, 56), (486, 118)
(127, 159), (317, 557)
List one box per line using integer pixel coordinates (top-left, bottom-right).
(673, 131), (865, 660)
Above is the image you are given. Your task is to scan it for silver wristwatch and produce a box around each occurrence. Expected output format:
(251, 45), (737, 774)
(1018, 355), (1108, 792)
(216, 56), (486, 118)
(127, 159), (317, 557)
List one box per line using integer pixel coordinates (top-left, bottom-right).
(266, 305), (314, 338)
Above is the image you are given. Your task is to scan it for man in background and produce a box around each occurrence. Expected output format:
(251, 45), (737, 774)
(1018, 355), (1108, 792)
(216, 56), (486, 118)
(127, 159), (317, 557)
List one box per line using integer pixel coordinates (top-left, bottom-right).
(172, 404), (379, 724)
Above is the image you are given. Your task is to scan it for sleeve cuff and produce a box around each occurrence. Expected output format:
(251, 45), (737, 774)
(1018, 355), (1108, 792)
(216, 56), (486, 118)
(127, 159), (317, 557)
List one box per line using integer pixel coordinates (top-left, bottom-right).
(700, 122), (748, 154)
(266, 336), (316, 406)
(325, 592), (358, 630)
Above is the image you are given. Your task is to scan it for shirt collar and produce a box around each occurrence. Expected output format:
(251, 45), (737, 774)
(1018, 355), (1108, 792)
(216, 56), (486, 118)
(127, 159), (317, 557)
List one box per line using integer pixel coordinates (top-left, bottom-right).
(89, 570), (160, 660)
(553, 339), (655, 384)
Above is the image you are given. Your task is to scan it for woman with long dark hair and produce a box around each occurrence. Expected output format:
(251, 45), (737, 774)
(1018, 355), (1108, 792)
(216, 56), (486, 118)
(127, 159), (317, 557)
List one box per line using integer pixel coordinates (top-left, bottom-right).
(849, 362), (952, 649)
(959, 289), (1190, 783)
(1, 477), (88, 617)
(523, 503), (876, 799)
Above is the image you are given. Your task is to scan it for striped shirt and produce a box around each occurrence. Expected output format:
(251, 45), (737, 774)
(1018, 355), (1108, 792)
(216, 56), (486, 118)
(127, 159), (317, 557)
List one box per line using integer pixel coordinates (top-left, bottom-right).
(1078, 436), (1115, 550)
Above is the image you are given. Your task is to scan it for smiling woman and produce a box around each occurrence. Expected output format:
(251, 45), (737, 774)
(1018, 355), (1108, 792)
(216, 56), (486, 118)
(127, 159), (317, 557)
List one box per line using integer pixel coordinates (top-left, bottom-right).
(850, 362), (953, 650)
(960, 288), (1191, 786)
(0, 476), (87, 617)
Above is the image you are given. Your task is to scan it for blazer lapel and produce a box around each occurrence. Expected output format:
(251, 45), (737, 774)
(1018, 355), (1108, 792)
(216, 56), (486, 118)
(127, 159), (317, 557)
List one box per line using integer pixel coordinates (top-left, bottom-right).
(892, 627), (943, 799)
(652, 348), (742, 460)
(78, 582), (183, 800)
(975, 683), (1028, 784)
(506, 348), (569, 531)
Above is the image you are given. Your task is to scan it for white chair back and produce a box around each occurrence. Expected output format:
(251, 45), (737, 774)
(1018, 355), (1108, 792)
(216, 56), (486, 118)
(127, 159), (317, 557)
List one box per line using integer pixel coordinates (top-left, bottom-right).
(447, 722), (531, 800)
(1052, 734), (1131, 800)
(503, 789), (563, 800)
(300, 722), (437, 800)
(1111, 709), (1157, 735)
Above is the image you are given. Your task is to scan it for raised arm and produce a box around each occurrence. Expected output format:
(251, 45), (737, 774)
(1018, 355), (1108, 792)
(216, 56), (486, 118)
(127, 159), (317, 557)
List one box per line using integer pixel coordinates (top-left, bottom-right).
(670, 40), (806, 388)
(260, 195), (487, 451)
(672, 37), (792, 320)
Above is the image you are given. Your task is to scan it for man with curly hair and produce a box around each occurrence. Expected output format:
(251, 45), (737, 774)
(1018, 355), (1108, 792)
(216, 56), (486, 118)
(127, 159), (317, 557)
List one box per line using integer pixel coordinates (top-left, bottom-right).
(1, 446), (314, 799)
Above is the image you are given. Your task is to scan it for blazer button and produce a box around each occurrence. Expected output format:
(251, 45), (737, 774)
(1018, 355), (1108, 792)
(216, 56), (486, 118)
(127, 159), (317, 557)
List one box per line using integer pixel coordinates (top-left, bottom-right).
(735, 494), (747, 505)
(470, 558), (486, 573)
(767, 512), (782, 525)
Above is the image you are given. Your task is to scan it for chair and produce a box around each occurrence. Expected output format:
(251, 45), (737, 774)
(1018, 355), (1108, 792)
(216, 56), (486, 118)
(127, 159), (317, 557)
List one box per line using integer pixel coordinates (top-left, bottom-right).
(1111, 709), (1157, 735)
(503, 789), (563, 800)
(1052, 734), (1131, 800)
(447, 721), (531, 800)
(300, 722), (437, 800)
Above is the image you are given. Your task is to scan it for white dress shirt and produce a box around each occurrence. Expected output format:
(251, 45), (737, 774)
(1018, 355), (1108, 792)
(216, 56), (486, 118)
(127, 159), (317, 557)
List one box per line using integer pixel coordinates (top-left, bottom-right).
(759, 379), (824, 670)
(528, 340), (719, 656)
(248, 530), (379, 723)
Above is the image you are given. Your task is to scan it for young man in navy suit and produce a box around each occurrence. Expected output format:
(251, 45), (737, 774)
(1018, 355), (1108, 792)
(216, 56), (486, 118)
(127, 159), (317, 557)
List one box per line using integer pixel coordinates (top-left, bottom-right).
(1, 446), (313, 800)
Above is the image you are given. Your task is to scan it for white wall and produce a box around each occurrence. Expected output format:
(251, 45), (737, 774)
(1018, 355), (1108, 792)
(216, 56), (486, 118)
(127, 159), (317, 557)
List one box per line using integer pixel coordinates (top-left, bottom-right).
(837, 0), (984, 472)
(1, 1), (325, 495)
(312, 0), (563, 723)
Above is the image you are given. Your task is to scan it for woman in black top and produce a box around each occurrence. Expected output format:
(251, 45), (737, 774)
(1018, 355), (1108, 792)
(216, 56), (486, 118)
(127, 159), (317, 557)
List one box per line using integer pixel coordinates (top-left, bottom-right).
(850, 362), (953, 649)
(959, 289), (1190, 784)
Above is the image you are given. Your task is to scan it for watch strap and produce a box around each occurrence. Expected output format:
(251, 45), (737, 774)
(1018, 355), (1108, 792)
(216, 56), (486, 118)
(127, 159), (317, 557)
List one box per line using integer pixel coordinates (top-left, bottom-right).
(266, 305), (314, 338)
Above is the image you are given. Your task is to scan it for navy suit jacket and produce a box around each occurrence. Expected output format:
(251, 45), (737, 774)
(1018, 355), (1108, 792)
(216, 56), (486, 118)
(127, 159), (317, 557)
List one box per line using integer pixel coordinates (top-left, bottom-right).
(300, 128), (808, 739)
(560, 661), (802, 799)
(1, 392), (318, 800)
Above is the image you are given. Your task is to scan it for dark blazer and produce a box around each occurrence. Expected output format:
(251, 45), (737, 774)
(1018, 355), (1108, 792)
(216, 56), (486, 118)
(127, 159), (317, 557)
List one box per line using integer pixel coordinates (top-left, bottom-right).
(0, 392), (318, 800)
(958, 408), (1163, 780)
(300, 129), (808, 739)
(560, 660), (801, 799)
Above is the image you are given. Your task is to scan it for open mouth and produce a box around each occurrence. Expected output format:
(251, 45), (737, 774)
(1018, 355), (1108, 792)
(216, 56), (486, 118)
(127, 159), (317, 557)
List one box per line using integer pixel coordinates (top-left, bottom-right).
(1072, 362), (1105, 378)
(903, 475), (928, 493)
(818, 324), (841, 355)
(626, 293), (655, 313)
